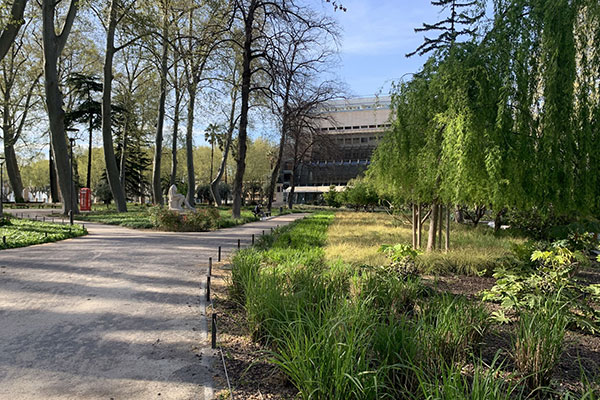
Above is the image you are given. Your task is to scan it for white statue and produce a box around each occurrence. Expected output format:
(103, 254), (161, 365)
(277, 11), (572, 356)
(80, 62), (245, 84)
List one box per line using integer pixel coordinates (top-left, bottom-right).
(168, 184), (194, 211)
(22, 188), (30, 202)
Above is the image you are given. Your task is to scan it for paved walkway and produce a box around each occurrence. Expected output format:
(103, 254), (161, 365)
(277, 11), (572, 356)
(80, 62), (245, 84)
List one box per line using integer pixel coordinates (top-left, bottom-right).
(0, 213), (306, 400)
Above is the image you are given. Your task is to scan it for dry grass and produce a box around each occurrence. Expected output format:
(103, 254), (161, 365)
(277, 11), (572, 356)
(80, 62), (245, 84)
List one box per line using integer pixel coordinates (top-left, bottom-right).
(325, 211), (526, 275)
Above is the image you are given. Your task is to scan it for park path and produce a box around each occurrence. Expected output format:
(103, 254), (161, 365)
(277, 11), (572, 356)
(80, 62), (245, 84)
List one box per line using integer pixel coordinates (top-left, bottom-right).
(0, 212), (306, 400)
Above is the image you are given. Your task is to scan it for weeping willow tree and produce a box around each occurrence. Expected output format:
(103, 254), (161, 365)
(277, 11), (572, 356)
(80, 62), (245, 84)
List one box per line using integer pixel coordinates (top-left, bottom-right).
(370, 0), (600, 252)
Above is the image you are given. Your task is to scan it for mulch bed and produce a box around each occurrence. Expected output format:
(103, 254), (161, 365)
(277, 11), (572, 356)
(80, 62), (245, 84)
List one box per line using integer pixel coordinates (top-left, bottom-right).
(210, 264), (600, 398)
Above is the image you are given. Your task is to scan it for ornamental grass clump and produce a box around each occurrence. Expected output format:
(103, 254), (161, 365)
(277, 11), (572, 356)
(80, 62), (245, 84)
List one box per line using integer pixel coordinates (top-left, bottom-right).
(512, 295), (569, 394)
(415, 294), (489, 370)
(230, 249), (262, 304)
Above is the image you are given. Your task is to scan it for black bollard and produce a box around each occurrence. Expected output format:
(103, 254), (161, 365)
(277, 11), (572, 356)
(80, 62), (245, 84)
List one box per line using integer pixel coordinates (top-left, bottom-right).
(218, 246), (221, 262)
(252, 234), (255, 245)
(211, 314), (217, 349)
(208, 257), (212, 276)
(206, 276), (211, 302)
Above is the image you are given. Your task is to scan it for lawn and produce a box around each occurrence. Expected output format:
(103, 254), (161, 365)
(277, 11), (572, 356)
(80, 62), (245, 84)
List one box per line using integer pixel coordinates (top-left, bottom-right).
(0, 217), (86, 249)
(325, 211), (526, 275)
(69, 203), (263, 230)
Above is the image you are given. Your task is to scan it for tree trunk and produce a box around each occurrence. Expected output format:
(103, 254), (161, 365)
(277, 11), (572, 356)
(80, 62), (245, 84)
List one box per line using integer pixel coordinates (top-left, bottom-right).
(86, 110), (93, 189)
(445, 205), (450, 251)
(42, 0), (79, 215)
(49, 144), (58, 203)
(152, 16), (169, 205)
(170, 77), (181, 187)
(0, 0), (27, 63)
(101, 0), (127, 213)
(494, 208), (506, 233)
(426, 202), (438, 252)
(437, 204), (443, 250)
(210, 90), (236, 206)
(412, 203), (417, 248)
(287, 169), (296, 209)
(4, 139), (23, 203)
(119, 125), (127, 194)
(455, 205), (464, 223)
(2, 99), (24, 202)
(232, 1), (256, 219)
(185, 84), (196, 207)
(417, 203), (422, 248)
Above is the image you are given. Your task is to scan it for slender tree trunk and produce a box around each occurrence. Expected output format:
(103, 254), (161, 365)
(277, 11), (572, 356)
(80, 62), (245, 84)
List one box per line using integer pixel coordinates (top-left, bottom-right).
(412, 203), (417, 248)
(119, 124), (127, 194)
(437, 204), (443, 250)
(42, 0), (79, 215)
(417, 203), (422, 248)
(101, 0), (127, 213)
(170, 78), (181, 187)
(494, 208), (506, 233)
(152, 16), (169, 205)
(427, 202), (438, 252)
(455, 205), (464, 223)
(232, 2), (256, 219)
(445, 205), (450, 251)
(86, 109), (93, 188)
(185, 84), (196, 207)
(210, 90), (236, 205)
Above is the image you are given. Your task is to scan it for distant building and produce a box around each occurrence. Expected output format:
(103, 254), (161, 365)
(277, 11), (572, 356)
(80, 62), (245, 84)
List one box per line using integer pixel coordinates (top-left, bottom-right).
(276, 96), (392, 205)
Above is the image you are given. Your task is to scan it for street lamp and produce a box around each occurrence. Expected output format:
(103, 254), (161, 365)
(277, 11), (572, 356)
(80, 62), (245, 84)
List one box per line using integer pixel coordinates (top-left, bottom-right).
(69, 137), (76, 225)
(0, 156), (4, 217)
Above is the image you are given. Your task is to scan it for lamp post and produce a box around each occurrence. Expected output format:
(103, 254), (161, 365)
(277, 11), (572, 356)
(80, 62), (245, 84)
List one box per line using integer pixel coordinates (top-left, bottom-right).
(68, 137), (76, 225)
(0, 156), (4, 217)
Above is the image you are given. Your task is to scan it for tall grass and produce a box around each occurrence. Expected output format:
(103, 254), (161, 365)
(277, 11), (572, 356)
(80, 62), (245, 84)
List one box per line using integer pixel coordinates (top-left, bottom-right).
(513, 294), (569, 393)
(229, 212), (557, 399)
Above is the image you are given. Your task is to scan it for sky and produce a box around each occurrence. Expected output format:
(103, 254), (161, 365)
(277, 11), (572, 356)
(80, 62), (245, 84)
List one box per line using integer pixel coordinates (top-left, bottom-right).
(316, 0), (439, 97)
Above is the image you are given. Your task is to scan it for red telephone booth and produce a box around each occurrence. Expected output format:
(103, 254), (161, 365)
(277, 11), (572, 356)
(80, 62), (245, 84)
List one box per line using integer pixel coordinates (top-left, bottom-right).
(80, 188), (92, 211)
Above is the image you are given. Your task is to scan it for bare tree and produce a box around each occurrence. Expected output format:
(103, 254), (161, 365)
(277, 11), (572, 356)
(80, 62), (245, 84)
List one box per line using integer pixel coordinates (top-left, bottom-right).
(265, 13), (339, 212)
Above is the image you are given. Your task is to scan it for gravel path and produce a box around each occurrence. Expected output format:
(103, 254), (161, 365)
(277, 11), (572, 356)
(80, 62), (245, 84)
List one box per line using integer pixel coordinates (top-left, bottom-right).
(0, 212), (306, 400)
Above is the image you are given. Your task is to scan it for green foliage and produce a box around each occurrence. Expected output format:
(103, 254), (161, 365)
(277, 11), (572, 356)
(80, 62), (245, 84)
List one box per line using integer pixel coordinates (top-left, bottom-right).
(379, 243), (422, 278)
(0, 217), (86, 249)
(340, 178), (379, 210)
(230, 249), (262, 304)
(482, 239), (599, 332)
(147, 206), (220, 232)
(323, 185), (341, 208)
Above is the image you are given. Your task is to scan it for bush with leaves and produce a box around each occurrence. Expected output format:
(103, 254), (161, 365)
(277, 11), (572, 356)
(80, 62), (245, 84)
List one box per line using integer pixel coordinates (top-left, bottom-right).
(482, 239), (599, 332)
(323, 185), (341, 208)
(379, 243), (422, 278)
(148, 206), (220, 232)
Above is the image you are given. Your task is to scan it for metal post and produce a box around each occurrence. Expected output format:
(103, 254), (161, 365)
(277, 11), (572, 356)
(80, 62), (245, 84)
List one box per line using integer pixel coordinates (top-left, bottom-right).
(206, 276), (211, 302)
(218, 246), (221, 262)
(208, 257), (212, 276)
(211, 313), (217, 349)
(2, 236), (5, 245)
(0, 157), (4, 217)
(252, 234), (254, 245)
(69, 137), (75, 226)
(262, 230), (264, 235)
(237, 239), (240, 249)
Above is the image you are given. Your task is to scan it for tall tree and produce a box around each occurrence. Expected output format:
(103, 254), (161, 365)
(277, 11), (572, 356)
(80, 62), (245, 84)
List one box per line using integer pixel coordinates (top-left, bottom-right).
(41, 0), (79, 215)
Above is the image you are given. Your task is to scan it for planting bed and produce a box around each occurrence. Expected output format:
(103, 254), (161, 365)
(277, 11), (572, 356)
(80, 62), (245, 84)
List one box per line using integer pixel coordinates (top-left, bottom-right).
(210, 212), (600, 399)
(0, 216), (86, 249)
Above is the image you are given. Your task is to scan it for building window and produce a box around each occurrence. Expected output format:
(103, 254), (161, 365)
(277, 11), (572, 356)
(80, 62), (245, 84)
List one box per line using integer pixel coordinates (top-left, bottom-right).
(369, 125), (376, 128)
(361, 137), (368, 143)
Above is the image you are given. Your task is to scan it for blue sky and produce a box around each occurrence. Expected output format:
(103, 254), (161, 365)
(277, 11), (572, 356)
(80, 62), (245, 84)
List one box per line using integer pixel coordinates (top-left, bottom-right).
(318, 0), (439, 97)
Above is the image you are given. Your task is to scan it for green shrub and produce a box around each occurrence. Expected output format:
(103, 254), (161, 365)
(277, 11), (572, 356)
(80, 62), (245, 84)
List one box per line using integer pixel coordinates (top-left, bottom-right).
(148, 206), (220, 231)
(513, 295), (569, 393)
(379, 243), (422, 278)
(482, 241), (599, 332)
